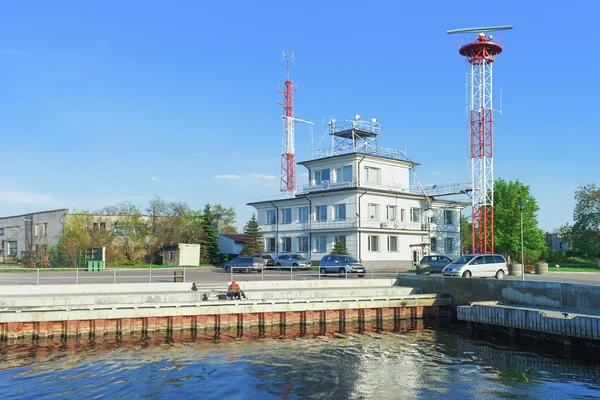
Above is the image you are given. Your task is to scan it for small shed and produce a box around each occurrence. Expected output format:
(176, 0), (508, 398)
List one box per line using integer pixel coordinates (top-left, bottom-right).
(162, 243), (201, 267)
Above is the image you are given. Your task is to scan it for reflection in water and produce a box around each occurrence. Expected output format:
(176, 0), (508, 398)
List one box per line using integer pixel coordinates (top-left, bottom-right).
(0, 320), (599, 399)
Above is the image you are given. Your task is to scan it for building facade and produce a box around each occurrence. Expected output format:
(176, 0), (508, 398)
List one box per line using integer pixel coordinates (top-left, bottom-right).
(218, 234), (245, 255)
(248, 119), (467, 269)
(0, 209), (68, 262)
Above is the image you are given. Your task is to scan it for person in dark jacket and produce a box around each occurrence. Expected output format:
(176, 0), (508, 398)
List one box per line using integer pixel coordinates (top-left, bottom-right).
(227, 281), (241, 300)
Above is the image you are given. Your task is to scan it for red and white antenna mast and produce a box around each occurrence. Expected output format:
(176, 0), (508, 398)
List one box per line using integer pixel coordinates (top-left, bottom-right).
(448, 25), (512, 254)
(279, 51), (297, 197)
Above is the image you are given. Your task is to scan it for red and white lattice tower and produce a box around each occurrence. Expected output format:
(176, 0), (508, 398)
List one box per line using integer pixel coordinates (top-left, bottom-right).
(279, 52), (297, 197)
(448, 25), (512, 254)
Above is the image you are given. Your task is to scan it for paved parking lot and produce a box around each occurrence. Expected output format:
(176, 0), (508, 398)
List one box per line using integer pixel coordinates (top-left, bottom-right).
(0, 265), (599, 287)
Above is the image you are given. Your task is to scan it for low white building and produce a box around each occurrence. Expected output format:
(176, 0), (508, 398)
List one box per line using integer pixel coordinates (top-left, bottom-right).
(248, 117), (468, 269)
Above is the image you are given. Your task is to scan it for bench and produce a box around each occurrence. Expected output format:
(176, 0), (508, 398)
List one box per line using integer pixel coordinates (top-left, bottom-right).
(173, 270), (184, 282)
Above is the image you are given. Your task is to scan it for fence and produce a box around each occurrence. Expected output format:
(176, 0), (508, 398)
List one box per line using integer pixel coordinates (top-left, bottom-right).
(0, 265), (405, 286)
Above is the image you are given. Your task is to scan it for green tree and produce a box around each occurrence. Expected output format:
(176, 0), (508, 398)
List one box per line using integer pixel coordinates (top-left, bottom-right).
(562, 183), (600, 256)
(200, 203), (221, 265)
(58, 211), (91, 268)
(460, 214), (472, 255)
(241, 213), (262, 256)
(494, 178), (547, 262)
(212, 204), (237, 234)
(332, 241), (349, 255)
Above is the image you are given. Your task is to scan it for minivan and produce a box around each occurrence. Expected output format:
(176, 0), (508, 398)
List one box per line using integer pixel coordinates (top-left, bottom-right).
(442, 254), (507, 279)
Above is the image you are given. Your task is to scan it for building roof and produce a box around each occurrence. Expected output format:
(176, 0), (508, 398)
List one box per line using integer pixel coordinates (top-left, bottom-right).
(297, 152), (419, 168)
(221, 234), (246, 243)
(0, 208), (69, 220)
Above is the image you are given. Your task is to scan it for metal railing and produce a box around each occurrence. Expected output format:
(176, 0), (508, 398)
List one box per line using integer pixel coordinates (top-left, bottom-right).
(0, 265), (407, 285)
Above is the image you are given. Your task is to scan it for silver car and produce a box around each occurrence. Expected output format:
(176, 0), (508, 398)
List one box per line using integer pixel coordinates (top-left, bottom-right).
(319, 255), (366, 277)
(442, 254), (507, 279)
(274, 254), (312, 270)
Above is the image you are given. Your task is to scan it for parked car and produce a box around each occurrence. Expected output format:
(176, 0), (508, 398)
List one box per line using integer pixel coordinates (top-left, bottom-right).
(319, 254), (366, 277)
(442, 254), (507, 279)
(419, 255), (454, 274)
(223, 257), (264, 273)
(274, 254), (312, 270)
(251, 253), (275, 267)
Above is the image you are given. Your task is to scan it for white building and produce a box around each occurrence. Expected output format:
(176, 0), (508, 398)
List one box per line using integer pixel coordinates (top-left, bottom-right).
(248, 117), (468, 269)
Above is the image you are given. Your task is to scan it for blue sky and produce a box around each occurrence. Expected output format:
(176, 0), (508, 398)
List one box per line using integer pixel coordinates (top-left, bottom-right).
(1, 0), (597, 232)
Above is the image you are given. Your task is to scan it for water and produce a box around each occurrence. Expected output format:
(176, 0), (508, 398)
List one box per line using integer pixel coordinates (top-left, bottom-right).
(1, 321), (599, 399)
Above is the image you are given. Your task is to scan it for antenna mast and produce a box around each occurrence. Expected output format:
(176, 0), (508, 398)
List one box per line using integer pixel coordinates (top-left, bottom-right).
(448, 25), (512, 254)
(279, 51), (297, 197)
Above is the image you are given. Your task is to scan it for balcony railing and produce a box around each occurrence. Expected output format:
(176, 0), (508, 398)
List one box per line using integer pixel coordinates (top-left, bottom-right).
(308, 218), (429, 231)
(297, 180), (471, 198)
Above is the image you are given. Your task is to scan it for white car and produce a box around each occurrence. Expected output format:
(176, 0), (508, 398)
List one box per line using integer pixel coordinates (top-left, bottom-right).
(442, 254), (507, 279)
(274, 254), (312, 270)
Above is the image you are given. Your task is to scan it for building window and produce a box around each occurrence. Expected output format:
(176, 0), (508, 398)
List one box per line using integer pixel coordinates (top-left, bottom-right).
(34, 224), (39, 237)
(281, 208), (292, 224)
(314, 169), (330, 185)
(333, 235), (346, 248)
(445, 238), (453, 253)
(334, 204), (346, 220)
(0, 228), (4, 235)
(265, 238), (276, 252)
(368, 203), (380, 220)
(298, 236), (308, 252)
(315, 205), (327, 221)
(335, 165), (352, 183)
(43, 223), (48, 236)
(444, 210), (454, 225)
(298, 207), (309, 222)
(368, 235), (379, 252)
(8, 241), (17, 257)
(282, 237), (292, 252)
(410, 208), (421, 222)
(93, 222), (107, 231)
(387, 206), (397, 221)
(266, 210), (276, 224)
(431, 237), (437, 252)
(388, 236), (398, 252)
(315, 236), (327, 252)
(400, 209), (405, 222)
(364, 166), (381, 183)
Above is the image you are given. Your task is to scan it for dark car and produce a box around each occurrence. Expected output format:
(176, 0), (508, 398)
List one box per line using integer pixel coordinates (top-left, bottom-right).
(223, 257), (263, 273)
(251, 254), (275, 267)
(419, 255), (453, 273)
(319, 254), (366, 277)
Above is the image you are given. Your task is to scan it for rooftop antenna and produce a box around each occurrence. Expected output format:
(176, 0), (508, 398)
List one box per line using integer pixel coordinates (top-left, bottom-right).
(278, 51), (313, 197)
(447, 25), (513, 254)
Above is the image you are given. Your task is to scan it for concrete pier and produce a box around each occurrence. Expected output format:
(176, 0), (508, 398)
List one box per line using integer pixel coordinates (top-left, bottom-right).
(0, 279), (451, 340)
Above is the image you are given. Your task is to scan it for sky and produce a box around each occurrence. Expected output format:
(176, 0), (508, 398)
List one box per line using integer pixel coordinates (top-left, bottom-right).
(1, 0), (598, 232)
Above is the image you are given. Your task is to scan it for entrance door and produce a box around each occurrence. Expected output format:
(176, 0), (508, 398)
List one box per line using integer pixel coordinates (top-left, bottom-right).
(412, 249), (421, 267)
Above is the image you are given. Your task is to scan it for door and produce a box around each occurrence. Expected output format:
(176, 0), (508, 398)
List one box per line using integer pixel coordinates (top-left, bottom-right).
(412, 250), (421, 267)
(484, 255), (498, 277)
(470, 256), (485, 277)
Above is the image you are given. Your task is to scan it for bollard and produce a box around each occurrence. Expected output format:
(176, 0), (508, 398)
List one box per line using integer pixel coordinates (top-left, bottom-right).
(230, 266), (233, 282)
(318, 267), (321, 280)
(36, 268), (40, 285)
(261, 266), (264, 281)
(183, 266), (186, 282)
(149, 265), (152, 283)
(290, 267), (293, 281)
(371, 266), (374, 279)
(76, 267), (79, 285)
(113, 268), (117, 284)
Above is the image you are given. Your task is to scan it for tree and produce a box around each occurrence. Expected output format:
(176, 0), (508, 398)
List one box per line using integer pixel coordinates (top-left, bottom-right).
(494, 178), (547, 262)
(58, 211), (91, 268)
(562, 183), (600, 256)
(212, 204), (237, 234)
(200, 203), (221, 265)
(241, 214), (262, 256)
(332, 241), (349, 255)
(460, 214), (472, 255)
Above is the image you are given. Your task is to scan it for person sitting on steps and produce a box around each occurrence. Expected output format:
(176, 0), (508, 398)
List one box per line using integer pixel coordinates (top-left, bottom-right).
(227, 281), (241, 300)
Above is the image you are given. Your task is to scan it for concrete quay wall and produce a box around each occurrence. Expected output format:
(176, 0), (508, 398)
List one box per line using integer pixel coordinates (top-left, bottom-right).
(0, 295), (451, 340)
(395, 275), (600, 313)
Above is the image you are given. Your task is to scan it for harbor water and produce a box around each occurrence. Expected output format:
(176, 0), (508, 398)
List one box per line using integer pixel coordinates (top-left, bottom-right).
(0, 320), (599, 399)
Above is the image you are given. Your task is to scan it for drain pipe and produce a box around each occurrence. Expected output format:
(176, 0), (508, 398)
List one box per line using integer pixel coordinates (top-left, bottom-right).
(269, 202), (280, 255)
(356, 155), (367, 262)
(300, 194), (312, 262)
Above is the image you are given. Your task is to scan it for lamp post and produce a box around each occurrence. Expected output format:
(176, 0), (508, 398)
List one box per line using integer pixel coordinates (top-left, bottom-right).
(518, 203), (525, 281)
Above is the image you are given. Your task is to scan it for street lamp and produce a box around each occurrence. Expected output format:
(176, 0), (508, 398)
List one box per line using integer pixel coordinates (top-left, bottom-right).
(518, 203), (525, 281)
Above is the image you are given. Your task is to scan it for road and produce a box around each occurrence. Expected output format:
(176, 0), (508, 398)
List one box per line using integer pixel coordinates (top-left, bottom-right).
(0, 266), (599, 286)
